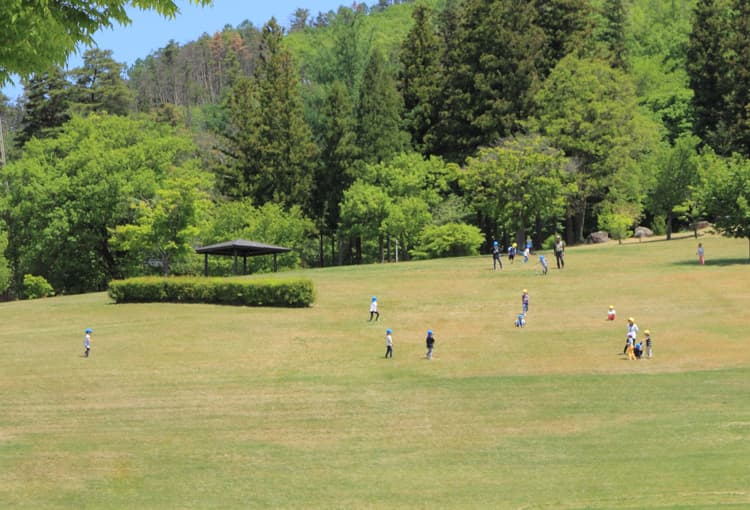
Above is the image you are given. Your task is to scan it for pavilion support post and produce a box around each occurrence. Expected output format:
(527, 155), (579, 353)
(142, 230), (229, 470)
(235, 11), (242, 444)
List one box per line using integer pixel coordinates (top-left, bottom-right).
(233, 249), (238, 275)
(243, 255), (247, 275)
(273, 253), (278, 272)
(204, 254), (208, 276)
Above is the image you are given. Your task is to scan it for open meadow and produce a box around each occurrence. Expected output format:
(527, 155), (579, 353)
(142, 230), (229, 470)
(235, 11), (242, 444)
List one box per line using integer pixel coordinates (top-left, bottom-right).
(1, 233), (749, 509)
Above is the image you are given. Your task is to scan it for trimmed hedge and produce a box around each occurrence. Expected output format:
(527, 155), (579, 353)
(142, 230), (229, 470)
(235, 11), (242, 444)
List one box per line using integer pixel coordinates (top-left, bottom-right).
(108, 276), (315, 307)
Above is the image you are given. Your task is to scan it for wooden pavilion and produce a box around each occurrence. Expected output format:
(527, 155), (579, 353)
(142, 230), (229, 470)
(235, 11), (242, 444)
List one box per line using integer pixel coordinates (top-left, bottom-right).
(195, 239), (291, 276)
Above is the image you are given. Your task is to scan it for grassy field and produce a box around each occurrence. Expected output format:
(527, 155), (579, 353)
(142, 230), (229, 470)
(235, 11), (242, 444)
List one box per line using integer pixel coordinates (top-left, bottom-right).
(1, 232), (749, 509)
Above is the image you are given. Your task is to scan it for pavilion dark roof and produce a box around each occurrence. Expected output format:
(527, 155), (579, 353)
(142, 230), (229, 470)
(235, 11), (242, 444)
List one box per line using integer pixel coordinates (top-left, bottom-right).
(195, 239), (291, 256)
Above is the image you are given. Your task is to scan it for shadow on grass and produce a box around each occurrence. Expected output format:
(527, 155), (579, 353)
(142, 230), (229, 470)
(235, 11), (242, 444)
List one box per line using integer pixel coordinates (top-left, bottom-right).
(670, 258), (749, 267)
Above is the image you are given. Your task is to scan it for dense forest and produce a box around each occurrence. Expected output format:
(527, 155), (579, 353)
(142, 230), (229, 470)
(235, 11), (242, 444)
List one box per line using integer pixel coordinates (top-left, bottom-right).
(1, 0), (749, 297)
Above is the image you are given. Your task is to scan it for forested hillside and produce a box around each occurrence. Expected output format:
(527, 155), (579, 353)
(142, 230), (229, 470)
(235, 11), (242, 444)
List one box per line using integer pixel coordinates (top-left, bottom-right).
(1, 0), (749, 297)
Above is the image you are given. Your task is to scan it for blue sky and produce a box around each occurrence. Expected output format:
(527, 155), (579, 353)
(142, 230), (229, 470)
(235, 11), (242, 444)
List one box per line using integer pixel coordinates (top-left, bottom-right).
(2, 0), (346, 101)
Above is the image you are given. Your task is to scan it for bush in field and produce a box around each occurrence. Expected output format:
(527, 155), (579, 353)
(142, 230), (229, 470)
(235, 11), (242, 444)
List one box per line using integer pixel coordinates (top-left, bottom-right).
(410, 223), (483, 259)
(108, 276), (314, 307)
(22, 274), (54, 299)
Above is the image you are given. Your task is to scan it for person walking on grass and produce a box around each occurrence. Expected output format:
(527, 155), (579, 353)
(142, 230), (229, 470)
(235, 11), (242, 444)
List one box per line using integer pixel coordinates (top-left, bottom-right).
(554, 235), (565, 269)
(539, 255), (548, 275)
(425, 330), (435, 360)
(83, 328), (92, 358)
(385, 329), (393, 358)
(522, 289), (529, 315)
(369, 296), (380, 321)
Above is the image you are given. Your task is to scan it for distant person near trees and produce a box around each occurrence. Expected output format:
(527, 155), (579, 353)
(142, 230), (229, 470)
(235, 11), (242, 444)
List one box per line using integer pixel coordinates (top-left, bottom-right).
(697, 243), (705, 265)
(554, 235), (565, 269)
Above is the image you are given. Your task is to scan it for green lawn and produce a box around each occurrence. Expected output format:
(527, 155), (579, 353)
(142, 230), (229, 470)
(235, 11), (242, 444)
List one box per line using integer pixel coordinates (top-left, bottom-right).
(1, 233), (749, 509)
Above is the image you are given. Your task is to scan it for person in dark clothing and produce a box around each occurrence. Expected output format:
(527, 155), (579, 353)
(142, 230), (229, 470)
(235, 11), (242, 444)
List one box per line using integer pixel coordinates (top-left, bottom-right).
(492, 240), (503, 270)
(425, 330), (435, 360)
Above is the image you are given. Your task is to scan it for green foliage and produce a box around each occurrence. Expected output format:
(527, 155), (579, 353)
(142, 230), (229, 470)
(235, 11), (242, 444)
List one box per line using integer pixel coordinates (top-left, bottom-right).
(645, 134), (700, 239)
(16, 68), (71, 148)
(1, 114), (203, 293)
(202, 200), (317, 273)
(411, 222), (483, 259)
(532, 54), (660, 241)
(462, 136), (572, 244)
(220, 19), (317, 208)
(597, 201), (638, 244)
(21, 274), (54, 299)
(0, 0), (212, 85)
(110, 164), (212, 276)
(0, 229), (10, 294)
(108, 276), (315, 307)
(68, 49), (134, 116)
(355, 48), (409, 163)
(697, 152), (750, 257)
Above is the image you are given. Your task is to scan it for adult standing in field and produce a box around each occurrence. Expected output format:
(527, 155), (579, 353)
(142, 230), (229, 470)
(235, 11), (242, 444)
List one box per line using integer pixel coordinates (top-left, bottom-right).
(492, 240), (503, 271)
(554, 235), (565, 269)
(83, 328), (92, 358)
(623, 317), (639, 354)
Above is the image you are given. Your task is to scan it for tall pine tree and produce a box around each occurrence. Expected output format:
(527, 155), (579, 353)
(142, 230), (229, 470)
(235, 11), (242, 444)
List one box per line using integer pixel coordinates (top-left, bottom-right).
(221, 18), (318, 209)
(399, 3), (442, 156)
(687, 0), (732, 154)
(16, 67), (71, 148)
(356, 48), (409, 164)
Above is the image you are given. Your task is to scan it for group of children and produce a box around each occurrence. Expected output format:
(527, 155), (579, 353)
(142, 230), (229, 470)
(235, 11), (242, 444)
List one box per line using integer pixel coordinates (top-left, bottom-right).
(612, 312), (654, 360)
(373, 296), (436, 360)
(491, 240), (534, 271)
(383, 327), (436, 360)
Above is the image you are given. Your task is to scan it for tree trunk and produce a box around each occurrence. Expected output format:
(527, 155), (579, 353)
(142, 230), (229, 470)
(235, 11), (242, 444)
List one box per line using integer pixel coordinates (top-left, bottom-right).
(666, 211), (673, 240)
(319, 233), (324, 267)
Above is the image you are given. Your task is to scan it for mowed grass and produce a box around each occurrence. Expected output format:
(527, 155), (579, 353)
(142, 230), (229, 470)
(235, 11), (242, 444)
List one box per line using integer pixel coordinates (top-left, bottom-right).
(1, 233), (749, 509)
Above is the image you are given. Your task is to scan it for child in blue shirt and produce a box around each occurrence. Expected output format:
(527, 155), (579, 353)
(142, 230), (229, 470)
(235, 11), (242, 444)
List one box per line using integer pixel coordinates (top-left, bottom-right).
(539, 255), (548, 275)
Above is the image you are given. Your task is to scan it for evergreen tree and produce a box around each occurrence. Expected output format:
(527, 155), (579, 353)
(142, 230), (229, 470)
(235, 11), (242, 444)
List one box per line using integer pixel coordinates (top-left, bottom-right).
(687, 0), (732, 154)
(221, 18), (318, 209)
(68, 49), (133, 116)
(533, 0), (593, 77)
(355, 48), (409, 164)
(311, 80), (360, 265)
(431, 0), (545, 163)
(399, 3), (442, 155)
(16, 68), (71, 148)
(598, 0), (629, 70)
(725, 0), (750, 157)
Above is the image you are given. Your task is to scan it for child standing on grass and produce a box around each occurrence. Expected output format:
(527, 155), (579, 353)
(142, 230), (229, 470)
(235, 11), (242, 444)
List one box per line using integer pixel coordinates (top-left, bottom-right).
(425, 330), (435, 360)
(83, 328), (92, 358)
(697, 243), (705, 265)
(607, 305), (616, 321)
(369, 296), (380, 321)
(644, 329), (653, 359)
(385, 329), (393, 358)
(522, 289), (529, 314)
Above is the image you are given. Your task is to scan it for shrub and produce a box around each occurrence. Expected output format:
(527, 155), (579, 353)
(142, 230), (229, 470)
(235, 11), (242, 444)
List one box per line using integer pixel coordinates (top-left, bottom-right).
(22, 274), (55, 299)
(108, 276), (314, 307)
(411, 223), (483, 259)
